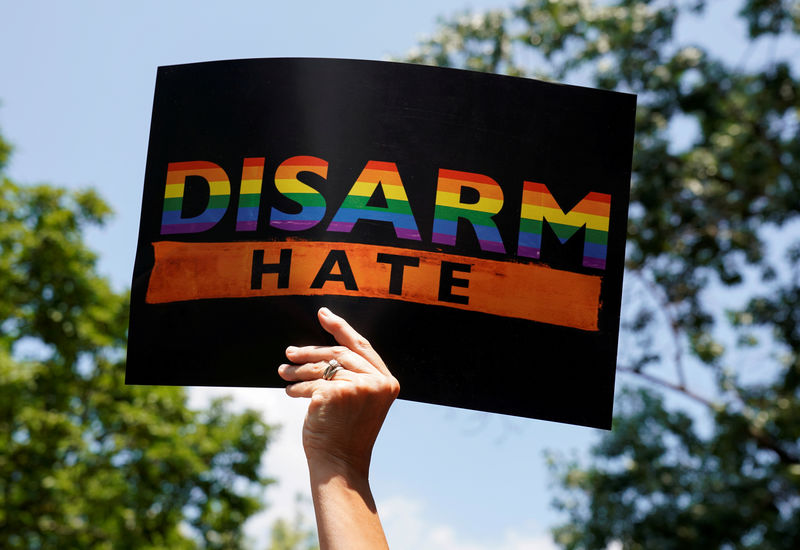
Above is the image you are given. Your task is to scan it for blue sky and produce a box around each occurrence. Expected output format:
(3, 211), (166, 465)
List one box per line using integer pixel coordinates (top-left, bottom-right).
(1, 1), (786, 548)
(1, 2), (586, 548)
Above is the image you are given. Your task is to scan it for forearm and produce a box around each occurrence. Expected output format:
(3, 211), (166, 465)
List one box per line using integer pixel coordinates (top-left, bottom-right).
(308, 456), (389, 550)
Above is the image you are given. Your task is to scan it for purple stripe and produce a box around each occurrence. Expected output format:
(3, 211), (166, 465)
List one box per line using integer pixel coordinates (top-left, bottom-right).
(517, 245), (541, 259)
(236, 220), (258, 231)
(478, 239), (506, 253)
(584, 257), (606, 269)
(396, 228), (422, 241)
(327, 221), (355, 233)
(431, 232), (456, 246)
(161, 222), (217, 234)
(270, 219), (319, 231)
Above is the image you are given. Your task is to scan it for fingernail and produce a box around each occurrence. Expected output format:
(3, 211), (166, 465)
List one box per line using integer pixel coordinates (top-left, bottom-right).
(286, 346), (298, 354)
(319, 307), (331, 317)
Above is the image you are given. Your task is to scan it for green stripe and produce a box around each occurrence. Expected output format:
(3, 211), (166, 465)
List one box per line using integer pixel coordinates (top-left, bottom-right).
(162, 197), (182, 211)
(339, 196), (413, 214)
(238, 194), (261, 208)
(585, 229), (608, 245)
(433, 204), (499, 226)
(520, 219), (607, 244)
(207, 195), (230, 209)
(547, 221), (582, 241)
(283, 192), (327, 207)
(519, 218), (542, 234)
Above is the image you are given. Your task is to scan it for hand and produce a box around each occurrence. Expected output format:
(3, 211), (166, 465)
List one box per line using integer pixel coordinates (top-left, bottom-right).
(278, 307), (400, 477)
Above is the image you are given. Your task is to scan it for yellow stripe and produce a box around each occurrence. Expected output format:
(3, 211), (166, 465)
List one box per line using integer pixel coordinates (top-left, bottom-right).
(349, 180), (410, 201)
(164, 183), (184, 199)
(521, 205), (610, 232)
(435, 191), (503, 213)
(275, 179), (318, 195)
(208, 180), (230, 196)
(240, 179), (262, 195)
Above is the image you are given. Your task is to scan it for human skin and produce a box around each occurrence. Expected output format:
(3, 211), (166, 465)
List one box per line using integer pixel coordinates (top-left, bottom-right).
(278, 307), (400, 550)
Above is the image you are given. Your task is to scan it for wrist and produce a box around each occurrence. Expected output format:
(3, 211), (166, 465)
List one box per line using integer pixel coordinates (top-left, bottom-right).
(306, 449), (371, 483)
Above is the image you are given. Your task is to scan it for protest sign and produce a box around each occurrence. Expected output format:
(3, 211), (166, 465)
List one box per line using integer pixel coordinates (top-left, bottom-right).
(127, 58), (635, 429)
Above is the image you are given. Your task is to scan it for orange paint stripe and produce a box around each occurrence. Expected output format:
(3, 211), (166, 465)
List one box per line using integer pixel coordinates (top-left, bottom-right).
(146, 240), (601, 331)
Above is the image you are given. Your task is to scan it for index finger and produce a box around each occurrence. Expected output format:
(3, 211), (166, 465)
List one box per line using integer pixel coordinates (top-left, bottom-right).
(317, 307), (392, 376)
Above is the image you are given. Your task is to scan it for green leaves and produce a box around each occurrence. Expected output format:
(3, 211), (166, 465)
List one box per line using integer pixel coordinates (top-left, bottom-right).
(406, 0), (800, 547)
(0, 129), (274, 549)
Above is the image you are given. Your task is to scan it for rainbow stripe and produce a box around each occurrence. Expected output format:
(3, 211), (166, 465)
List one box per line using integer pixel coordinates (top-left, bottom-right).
(327, 161), (421, 241)
(161, 161), (230, 234)
(235, 158), (265, 231)
(518, 181), (611, 269)
(270, 156), (328, 231)
(431, 169), (505, 253)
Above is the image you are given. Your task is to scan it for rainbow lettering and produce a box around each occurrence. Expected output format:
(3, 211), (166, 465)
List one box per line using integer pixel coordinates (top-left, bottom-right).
(518, 181), (611, 269)
(235, 158), (265, 231)
(431, 169), (505, 253)
(270, 156), (329, 231)
(161, 161), (231, 234)
(327, 161), (421, 241)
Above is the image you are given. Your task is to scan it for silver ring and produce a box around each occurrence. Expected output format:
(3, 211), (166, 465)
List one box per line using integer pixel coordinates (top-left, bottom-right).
(323, 359), (343, 380)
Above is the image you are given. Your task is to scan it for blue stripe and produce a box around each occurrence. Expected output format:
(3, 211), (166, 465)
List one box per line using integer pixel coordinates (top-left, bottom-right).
(161, 208), (227, 225)
(432, 219), (457, 235)
(270, 206), (326, 223)
(236, 206), (259, 222)
(330, 208), (420, 230)
(584, 242), (608, 259)
(473, 224), (504, 246)
(518, 232), (542, 249)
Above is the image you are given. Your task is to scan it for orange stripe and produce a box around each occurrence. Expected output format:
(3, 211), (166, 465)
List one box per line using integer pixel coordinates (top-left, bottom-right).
(523, 191), (610, 217)
(243, 157), (265, 167)
(275, 165), (329, 179)
(357, 168), (403, 185)
(439, 169), (498, 185)
(361, 161), (398, 172)
(146, 240), (601, 331)
(281, 156), (328, 167)
(167, 161), (220, 171)
(241, 167), (264, 180)
(437, 178), (504, 201)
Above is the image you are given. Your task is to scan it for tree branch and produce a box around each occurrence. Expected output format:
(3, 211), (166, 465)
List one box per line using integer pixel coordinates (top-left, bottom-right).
(617, 364), (716, 408)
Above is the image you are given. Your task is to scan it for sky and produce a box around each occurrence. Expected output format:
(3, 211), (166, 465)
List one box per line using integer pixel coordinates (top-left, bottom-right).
(0, 1), (785, 549)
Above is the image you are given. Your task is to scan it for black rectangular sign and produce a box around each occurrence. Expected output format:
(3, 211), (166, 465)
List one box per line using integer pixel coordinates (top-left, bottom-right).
(127, 58), (635, 429)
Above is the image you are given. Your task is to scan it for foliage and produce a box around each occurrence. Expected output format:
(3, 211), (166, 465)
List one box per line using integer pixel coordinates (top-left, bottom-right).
(0, 129), (274, 549)
(405, 0), (800, 547)
(266, 499), (319, 550)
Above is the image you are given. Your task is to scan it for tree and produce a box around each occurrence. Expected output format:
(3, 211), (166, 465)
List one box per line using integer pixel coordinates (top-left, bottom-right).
(404, 0), (800, 547)
(0, 129), (274, 549)
(266, 497), (319, 550)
